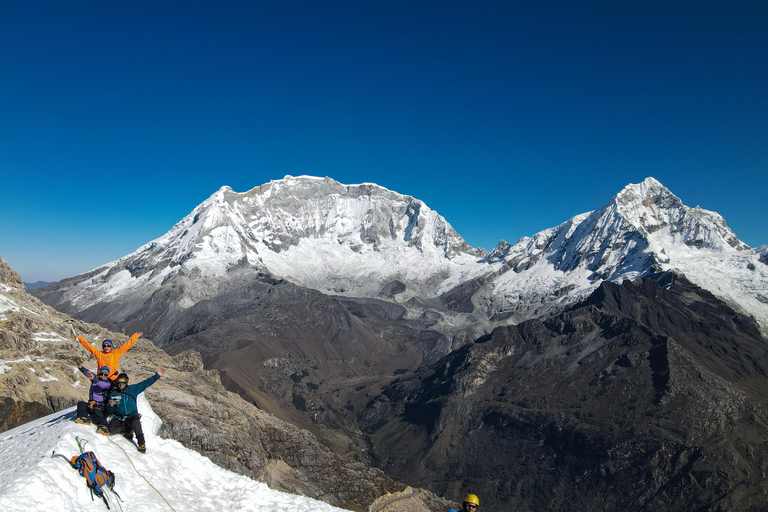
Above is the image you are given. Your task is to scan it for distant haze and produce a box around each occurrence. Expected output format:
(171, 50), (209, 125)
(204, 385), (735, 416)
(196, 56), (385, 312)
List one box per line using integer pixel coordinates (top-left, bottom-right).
(23, 281), (56, 290)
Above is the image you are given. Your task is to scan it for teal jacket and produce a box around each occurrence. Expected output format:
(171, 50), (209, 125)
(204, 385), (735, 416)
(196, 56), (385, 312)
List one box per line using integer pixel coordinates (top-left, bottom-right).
(106, 373), (161, 418)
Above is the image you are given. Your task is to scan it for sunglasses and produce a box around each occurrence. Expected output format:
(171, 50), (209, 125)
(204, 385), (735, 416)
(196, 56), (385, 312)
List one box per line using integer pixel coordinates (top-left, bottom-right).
(98, 371), (109, 377)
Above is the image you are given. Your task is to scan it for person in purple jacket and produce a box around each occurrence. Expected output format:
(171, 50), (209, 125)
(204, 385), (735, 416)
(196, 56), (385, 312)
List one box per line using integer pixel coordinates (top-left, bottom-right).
(75, 364), (112, 435)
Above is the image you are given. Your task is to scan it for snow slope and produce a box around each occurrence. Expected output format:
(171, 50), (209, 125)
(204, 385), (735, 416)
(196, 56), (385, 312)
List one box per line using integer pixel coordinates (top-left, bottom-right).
(0, 395), (348, 512)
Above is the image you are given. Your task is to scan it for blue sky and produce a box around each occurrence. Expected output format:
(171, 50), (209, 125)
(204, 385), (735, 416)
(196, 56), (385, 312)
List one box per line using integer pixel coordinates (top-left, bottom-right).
(2, 1), (767, 282)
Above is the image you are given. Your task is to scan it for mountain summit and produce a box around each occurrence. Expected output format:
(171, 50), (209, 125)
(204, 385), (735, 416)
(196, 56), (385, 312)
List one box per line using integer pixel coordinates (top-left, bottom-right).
(146, 175), (482, 278)
(0, 402), (348, 512)
(476, 177), (765, 328)
(46, 175), (487, 316)
(612, 177), (747, 251)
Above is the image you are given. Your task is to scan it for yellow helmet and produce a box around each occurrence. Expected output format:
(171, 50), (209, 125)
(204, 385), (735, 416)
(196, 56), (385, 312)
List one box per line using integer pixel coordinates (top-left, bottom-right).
(464, 494), (480, 506)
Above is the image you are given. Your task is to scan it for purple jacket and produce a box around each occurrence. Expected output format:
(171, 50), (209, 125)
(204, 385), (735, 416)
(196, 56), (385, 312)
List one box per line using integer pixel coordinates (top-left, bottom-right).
(80, 367), (112, 403)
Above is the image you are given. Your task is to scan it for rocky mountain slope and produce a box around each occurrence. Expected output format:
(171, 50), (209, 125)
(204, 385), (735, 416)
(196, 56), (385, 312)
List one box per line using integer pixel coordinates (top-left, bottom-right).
(360, 273), (768, 511)
(0, 255), (451, 512)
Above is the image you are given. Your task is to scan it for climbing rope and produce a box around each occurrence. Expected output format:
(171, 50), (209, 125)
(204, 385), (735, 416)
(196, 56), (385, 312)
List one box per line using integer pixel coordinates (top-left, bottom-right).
(107, 435), (177, 512)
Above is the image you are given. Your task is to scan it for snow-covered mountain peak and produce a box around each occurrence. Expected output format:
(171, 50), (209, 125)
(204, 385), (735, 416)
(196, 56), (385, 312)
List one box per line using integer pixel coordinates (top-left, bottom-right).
(473, 177), (766, 332)
(54, 176), (492, 314)
(609, 177), (748, 252)
(176, 175), (475, 258)
(614, 176), (667, 201)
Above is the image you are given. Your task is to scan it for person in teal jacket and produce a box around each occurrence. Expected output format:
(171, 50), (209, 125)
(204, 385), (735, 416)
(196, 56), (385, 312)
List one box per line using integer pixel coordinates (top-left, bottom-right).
(106, 369), (165, 453)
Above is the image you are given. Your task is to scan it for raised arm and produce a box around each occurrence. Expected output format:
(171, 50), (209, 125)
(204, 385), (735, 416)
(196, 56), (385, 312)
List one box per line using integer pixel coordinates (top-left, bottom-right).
(77, 336), (99, 357)
(77, 362), (95, 381)
(132, 369), (163, 394)
(114, 331), (143, 356)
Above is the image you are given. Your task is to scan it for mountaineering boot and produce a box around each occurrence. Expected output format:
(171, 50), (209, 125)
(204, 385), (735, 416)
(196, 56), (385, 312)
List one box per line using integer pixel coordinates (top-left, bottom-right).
(123, 428), (134, 441)
(76, 417), (91, 425)
(137, 444), (146, 453)
(96, 425), (109, 436)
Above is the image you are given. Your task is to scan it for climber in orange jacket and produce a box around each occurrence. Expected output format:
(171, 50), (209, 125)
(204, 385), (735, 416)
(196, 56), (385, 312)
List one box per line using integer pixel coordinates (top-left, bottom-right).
(77, 332), (142, 381)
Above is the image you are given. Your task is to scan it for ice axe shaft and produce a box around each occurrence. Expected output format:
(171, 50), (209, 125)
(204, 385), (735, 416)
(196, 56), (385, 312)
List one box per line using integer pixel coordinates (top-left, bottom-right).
(67, 320), (78, 339)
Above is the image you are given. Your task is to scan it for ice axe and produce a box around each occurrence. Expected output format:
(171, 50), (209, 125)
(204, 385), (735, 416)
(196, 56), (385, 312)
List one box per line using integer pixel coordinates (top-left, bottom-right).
(67, 319), (78, 339)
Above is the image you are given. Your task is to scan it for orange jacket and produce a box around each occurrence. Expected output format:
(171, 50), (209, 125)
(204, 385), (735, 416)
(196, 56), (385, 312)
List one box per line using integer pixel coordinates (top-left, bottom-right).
(77, 333), (140, 380)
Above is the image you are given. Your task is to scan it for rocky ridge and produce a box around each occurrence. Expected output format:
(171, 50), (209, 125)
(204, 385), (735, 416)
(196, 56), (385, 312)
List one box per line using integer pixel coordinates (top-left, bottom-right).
(360, 273), (768, 511)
